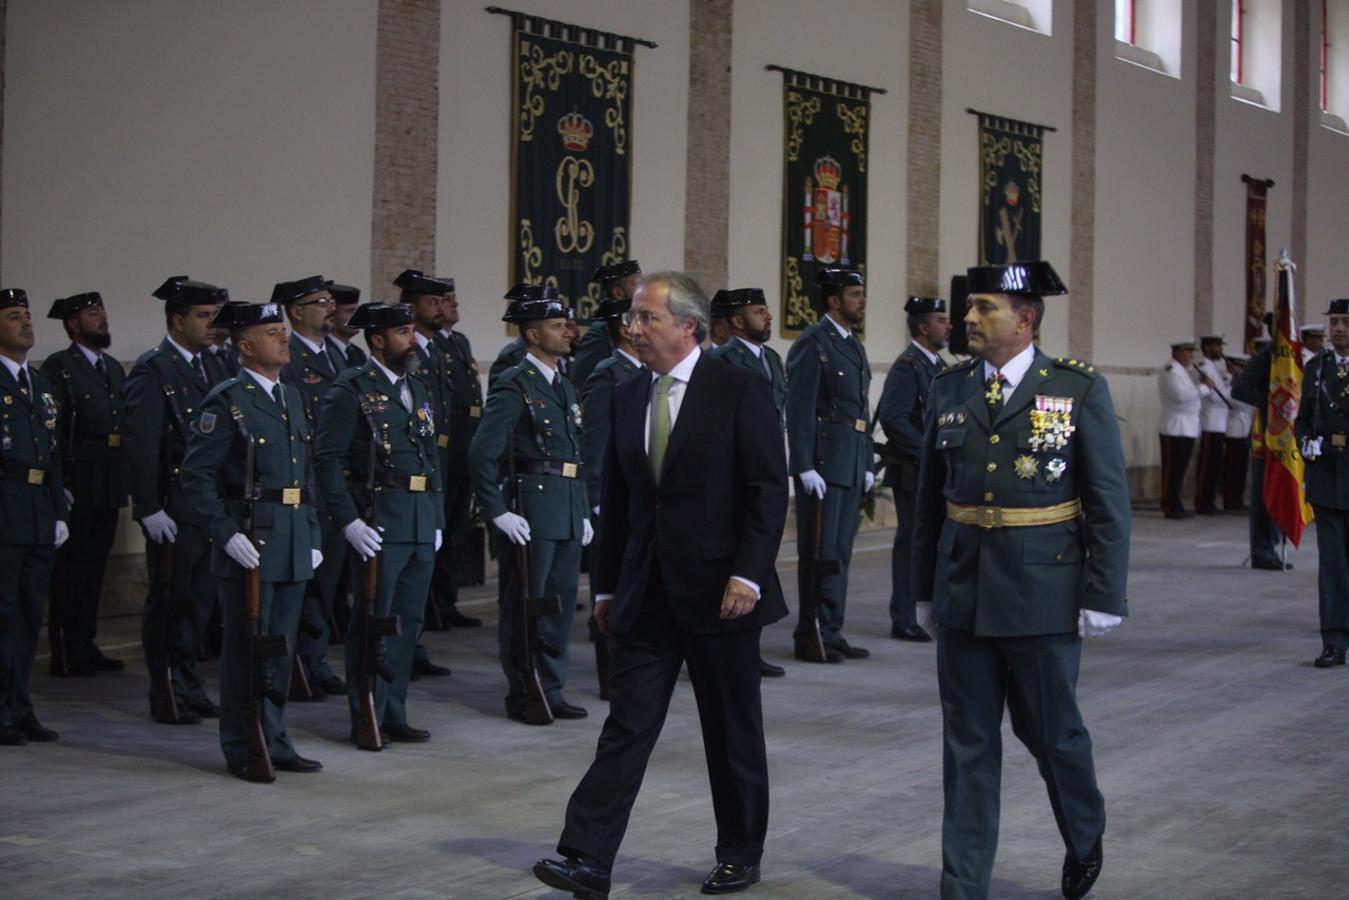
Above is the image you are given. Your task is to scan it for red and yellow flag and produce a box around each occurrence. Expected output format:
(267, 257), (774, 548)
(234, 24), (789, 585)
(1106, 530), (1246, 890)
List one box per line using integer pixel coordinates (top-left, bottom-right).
(1262, 253), (1313, 547)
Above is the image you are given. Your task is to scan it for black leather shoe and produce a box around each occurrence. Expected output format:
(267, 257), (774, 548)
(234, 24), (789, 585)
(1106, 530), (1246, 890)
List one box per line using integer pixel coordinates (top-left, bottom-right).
(759, 658), (786, 677)
(349, 727), (393, 748)
(17, 715), (59, 742)
(1062, 835), (1103, 899)
(702, 862), (761, 894)
(828, 638), (870, 659)
(383, 723), (431, 742)
(188, 698), (221, 719)
(0, 725), (28, 746)
(54, 659), (98, 677)
(891, 624), (934, 643)
(1252, 559), (1293, 571)
(1314, 647), (1346, 668)
(793, 642), (844, 663)
(274, 755), (323, 773)
(412, 657), (452, 677)
(91, 648), (126, 672)
(552, 701), (589, 719)
(444, 609), (482, 628)
(315, 674), (345, 694)
(507, 709), (554, 725)
(226, 762), (276, 783)
(151, 702), (202, 725)
(533, 856), (611, 900)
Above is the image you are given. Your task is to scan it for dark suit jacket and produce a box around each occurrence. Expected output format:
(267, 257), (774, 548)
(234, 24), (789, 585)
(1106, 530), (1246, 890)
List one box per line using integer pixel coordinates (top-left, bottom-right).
(877, 342), (943, 488)
(594, 352), (789, 636)
(41, 344), (128, 510)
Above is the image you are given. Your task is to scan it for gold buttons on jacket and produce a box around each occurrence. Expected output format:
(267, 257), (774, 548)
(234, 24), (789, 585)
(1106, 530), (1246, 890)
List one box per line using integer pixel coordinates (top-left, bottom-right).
(989, 435), (1001, 444)
(984, 492), (994, 502)
(986, 463), (997, 472)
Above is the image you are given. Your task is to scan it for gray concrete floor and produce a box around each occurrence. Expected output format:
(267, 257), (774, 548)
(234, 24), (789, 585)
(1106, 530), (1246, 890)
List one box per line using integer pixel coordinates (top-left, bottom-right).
(3, 511), (1346, 899)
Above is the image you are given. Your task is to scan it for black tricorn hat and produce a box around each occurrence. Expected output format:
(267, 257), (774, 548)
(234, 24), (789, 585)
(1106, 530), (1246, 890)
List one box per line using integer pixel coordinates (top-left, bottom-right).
(152, 276), (228, 305)
(814, 268), (865, 290)
(1325, 298), (1349, 316)
(346, 302), (414, 331)
(591, 259), (642, 283)
(270, 275), (328, 306)
(594, 297), (632, 321)
(324, 281), (361, 305)
(0, 289), (29, 310)
(212, 302), (283, 329)
(503, 283), (560, 303)
(710, 288), (768, 318)
(904, 296), (947, 315)
(393, 269), (454, 296)
(48, 291), (104, 319)
(965, 261), (1067, 297)
(503, 297), (568, 324)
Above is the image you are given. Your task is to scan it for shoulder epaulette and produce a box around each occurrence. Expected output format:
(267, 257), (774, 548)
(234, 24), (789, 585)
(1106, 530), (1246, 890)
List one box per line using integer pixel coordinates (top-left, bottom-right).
(1054, 356), (1099, 378)
(935, 358), (979, 380)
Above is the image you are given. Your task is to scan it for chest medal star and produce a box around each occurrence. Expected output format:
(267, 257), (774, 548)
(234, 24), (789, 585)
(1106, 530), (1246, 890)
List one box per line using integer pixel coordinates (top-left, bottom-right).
(1014, 454), (1040, 480)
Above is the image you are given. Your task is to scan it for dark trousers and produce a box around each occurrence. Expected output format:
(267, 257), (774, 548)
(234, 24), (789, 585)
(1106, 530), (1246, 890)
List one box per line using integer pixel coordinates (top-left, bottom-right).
(434, 472), (473, 611)
(218, 577), (306, 768)
(936, 626), (1104, 900)
(794, 478), (863, 642)
(0, 545), (54, 728)
(888, 482), (918, 629)
(497, 533), (580, 714)
(297, 513), (341, 680)
(140, 520), (214, 705)
(343, 541), (434, 729)
(1158, 434), (1194, 516)
(1194, 431), (1224, 514)
(1248, 456), (1285, 566)
(1311, 505), (1349, 650)
(558, 577), (767, 872)
(1222, 437), (1250, 511)
(47, 506), (120, 665)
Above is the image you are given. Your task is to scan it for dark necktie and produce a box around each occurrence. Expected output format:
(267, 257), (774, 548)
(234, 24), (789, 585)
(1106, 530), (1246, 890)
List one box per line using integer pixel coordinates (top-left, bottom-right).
(192, 354), (208, 385)
(394, 377), (410, 411)
(552, 373), (568, 407)
(17, 367), (29, 397)
(985, 372), (1007, 410)
(271, 383), (287, 416)
(95, 357), (109, 388)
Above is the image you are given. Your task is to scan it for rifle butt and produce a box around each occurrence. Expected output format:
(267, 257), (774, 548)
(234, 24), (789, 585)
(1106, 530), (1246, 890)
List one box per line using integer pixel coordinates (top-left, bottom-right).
(354, 694), (383, 751)
(288, 655), (316, 702)
(523, 670), (555, 726)
(244, 717), (276, 783)
(50, 626), (70, 677)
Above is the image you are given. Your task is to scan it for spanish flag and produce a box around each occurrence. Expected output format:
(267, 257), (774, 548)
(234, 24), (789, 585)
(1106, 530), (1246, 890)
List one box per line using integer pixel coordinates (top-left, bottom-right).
(1262, 251), (1313, 547)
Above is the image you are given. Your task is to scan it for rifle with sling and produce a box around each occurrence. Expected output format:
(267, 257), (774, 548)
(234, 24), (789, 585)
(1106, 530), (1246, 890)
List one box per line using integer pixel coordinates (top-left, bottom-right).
(507, 429), (561, 725)
(150, 381), (189, 723)
(353, 421), (400, 752)
(47, 365), (76, 677)
(799, 422), (841, 663)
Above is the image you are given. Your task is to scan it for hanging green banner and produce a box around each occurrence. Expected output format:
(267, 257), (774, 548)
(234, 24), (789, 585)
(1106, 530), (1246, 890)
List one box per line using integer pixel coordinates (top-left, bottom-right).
(506, 11), (638, 324)
(975, 111), (1046, 266)
(778, 67), (872, 338)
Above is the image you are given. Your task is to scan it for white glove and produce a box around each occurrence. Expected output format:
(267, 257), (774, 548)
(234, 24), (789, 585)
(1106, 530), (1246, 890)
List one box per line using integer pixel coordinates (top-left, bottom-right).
(916, 601), (933, 634)
(592, 505), (601, 517)
(799, 470), (827, 498)
(224, 533), (261, 570)
(54, 521), (70, 549)
(1078, 609), (1123, 639)
(311, 548), (324, 569)
(864, 471), (876, 492)
(63, 488), (74, 507)
(434, 529), (443, 552)
(492, 511), (532, 545)
(582, 519), (594, 546)
(141, 509), (178, 545)
(1301, 437), (1323, 460)
(343, 519), (383, 560)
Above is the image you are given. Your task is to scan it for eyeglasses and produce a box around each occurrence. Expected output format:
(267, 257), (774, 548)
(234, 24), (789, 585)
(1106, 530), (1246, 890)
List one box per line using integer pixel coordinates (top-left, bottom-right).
(297, 297), (335, 308)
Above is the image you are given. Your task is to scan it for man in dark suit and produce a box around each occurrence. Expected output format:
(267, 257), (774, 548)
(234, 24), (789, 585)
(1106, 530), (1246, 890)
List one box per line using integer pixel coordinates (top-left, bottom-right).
(1232, 332), (1291, 569)
(534, 271), (788, 898)
(324, 282), (368, 370)
(571, 259), (641, 389)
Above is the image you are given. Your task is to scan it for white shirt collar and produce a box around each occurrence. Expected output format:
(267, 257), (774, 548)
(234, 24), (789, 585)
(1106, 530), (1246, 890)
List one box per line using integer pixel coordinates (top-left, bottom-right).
(371, 356), (405, 389)
(165, 335), (197, 365)
(293, 332), (325, 355)
(983, 343), (1037, 391)
(74, 342), (103, 367)
(525, 352), (558, 383)
(0, 354), (28, 383)
(615, 347), (641, 368)
(438, 328), (452, 340)
(326, 334), (350, 352)
(241, 366), (282, 397)
(734, 335), (763, 358)
(824, 313), (853, 339)
(651, 345), (701, 384)
(911, 341), (940, 366)
(413, 331), (432, 351)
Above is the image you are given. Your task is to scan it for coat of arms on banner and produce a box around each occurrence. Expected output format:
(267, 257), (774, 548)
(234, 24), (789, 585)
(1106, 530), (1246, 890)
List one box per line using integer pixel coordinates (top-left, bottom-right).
(801, 154), (851, 266)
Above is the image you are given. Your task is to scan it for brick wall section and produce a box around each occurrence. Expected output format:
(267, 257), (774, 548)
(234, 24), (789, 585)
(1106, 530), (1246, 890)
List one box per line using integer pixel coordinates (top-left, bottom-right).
(1193, 0), (1217, 337)
(682, 0), (733, 294)
(1291, 0), (1310, 315)
(0, 0), (7, 283)
(1068, 0), (1096, 359)
(905, 0), (942, 296)
(370, 0), (439, 296)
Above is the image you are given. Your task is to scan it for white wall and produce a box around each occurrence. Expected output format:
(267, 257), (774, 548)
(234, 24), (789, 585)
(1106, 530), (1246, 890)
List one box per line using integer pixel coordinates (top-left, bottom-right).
(2, 0), (379, 362)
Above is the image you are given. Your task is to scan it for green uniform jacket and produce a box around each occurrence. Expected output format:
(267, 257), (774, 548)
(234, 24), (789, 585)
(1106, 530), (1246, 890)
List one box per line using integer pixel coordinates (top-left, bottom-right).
(434, 329), (483, 476)
(179, 375), (321, 582)
(468, 358), (587, 541)
(40, 344), (128, 510)
(326, 335), (367, 370)
(313, 360), (444, 543)
(124, 338), (216, 522)
(569, 324), (613, 389)
(580, 350), (641, 508)
(785, 318), (873, 486)
(1296, 349), (1349, 509)
(0, 365), (68, 545)
(912, 352), (1131, 637)
(709, 337), (786, 427)
(412, 334), (454, 476)
(281, 333), (340, 438)
(488, 337), (526, 390)
(877, 342), (943, 489)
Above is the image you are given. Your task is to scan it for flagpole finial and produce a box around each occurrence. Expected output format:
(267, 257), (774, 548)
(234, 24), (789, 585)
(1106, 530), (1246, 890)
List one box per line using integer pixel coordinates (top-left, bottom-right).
(1277, 247), (1296, 272)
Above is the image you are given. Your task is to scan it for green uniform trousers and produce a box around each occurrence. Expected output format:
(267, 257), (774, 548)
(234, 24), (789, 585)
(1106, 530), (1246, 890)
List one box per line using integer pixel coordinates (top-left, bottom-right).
(496, 533), (580, 715)
(140, 518), (214, 706)
(1312, 505), (1349, 650)
(793, 479), (863, 643)
(0, 546), (54, 728)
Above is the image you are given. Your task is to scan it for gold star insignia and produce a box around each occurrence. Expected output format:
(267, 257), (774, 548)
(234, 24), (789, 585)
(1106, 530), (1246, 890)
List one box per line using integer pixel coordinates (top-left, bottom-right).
(1013, 454), (1040, 480)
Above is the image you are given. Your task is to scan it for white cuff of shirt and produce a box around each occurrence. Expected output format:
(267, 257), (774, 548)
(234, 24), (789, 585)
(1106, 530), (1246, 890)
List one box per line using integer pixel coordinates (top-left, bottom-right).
(596, 577), (760, 603)
(596, 593), (614, 604)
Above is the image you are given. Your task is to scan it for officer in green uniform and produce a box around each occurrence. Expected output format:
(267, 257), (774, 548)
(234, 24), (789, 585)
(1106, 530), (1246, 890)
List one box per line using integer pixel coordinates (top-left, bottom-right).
(125, 276), (228, 724)
(42, 292), (129, 677)
(571, 259), (641, 389)
(877, 296), (950, 643)
(0, 289), (68, 746)
(319, 282), (366, 638)
(469, 285), (591, 723)
(434, 274), (485, 628)
(325, 282), (368, 370)
(179, 302), (325, 779)
(912, 261), (1130, 900)
(1295, 297), (1349, 667)
(784, 268), (874, 662)
(314, 302), (444, 745)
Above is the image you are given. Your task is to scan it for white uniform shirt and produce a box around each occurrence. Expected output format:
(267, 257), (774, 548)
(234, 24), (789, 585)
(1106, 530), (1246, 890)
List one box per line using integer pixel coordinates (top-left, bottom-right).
(1158, 357), (1208, 438)
(1226, 398), (1256, 439)
(1196, 356), (1231, 433)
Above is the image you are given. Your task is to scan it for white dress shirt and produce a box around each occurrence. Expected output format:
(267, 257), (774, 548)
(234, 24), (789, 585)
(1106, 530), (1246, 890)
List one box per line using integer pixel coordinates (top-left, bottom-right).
(371, 357), (412, 410)
(1158, 357), (1208, 438)
(241, 366), (284, 405)
(0, 353), (31, 385)
(981, 342), (1037, 397)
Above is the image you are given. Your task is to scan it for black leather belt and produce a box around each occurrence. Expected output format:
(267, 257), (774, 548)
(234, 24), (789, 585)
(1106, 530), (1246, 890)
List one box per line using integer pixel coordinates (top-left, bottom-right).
(224, 486), (312, 508)
(515, 459), (582, 479)
(76, 433), (123, 447)
(375, 472), (431, 492)
(819, 412), (869, 433)
(0, 462), (49, 486)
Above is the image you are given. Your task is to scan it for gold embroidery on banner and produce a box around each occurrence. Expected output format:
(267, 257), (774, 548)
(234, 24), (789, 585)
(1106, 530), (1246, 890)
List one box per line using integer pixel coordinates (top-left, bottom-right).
(518, 39), (573, 142)
(836, 102), (869, 173)
(554, 157), (596, 253)
(785, 90), (822, 163)
(783, 257), (816, 330)
(518, 219), (543, 284)
(578, 54), (630, 155)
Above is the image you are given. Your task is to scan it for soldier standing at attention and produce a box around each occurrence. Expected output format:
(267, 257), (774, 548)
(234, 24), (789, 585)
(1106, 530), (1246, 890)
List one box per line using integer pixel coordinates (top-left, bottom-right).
(572, 260), (641, 389)
(785, 268), (874, 663)
(315, 302), (444, 746)
(1296, 298), (1349, 668)
(0, 289), (69, 746)
(1222, 352), (1254, 512)
(1193, 334), (1231, 516)
(1231, 334), (1291, 569)
(912, 261), (1130, 900)
(1301, 324), (1325, 366)
(42, 292), (128, 678)
(489, 288), (532, 389)
(125, 276), (227, 724)
(468, 285), (591, 723)
(179, 302), (325, 779)
(325, 282), (368, 370)
(1157, 340), (1207, 519)
(877, 296), (950, 644)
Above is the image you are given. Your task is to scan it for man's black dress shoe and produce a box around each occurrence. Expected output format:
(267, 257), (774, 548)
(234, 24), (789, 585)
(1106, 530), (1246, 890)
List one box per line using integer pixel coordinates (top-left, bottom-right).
(444, 609), (482, 628)
(793, 642), (843, 663)
(17, 715), (58, 742)
(0, 725), (28, 746)
(53, 659), (98, 677)
(151, 702), (202, 725)
(383, 723), (431, 742)
(552, 701), (589, 719)
(349, 727), (393, 748)
(702, 862), (760, 894)
(828, 638), (870, 659)
(274, 755), (323, 773)
(412, 657), (451, 677)
(1062, 834), (1103, 899)
(1252, 559), (1293, 571)
(1314, 646), (1346, 668)
(315, 674), (345, 694)
(226, 762), (275, 784)
(507, 709), (553, 725)
(891, 624), (933, 643)
(533, 856), (610, 900)
(91, 648), (126, 672)
(759, 658), (785, 677)
(188, 698), (221, 719)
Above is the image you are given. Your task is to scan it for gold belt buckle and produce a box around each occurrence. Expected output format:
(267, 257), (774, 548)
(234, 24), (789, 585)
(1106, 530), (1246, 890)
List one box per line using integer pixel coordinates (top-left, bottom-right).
(436, 434), (450, 448)
(408, 475), (427, 492)
(978, 506), (1002, 529)
(1334, 434), (1347, 448)
(469, 405), (482, 419)
(107, 434), (122, 447)
(27, 468), (45, 486)
(854, 418), (867, 433)
(281, 487), (302, 507)
(561, 462), (578, 479)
